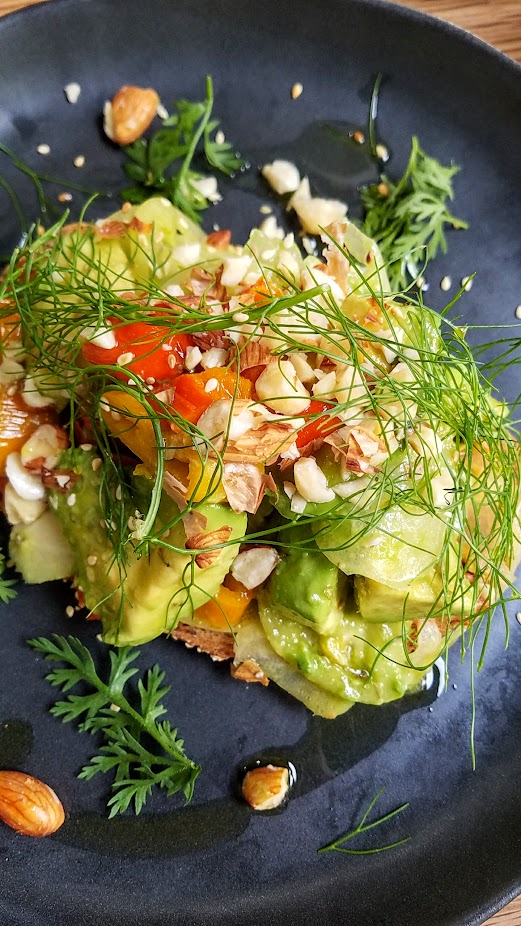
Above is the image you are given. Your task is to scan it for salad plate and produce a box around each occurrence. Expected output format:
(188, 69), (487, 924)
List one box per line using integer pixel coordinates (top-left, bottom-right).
(0, 0), (521, 924)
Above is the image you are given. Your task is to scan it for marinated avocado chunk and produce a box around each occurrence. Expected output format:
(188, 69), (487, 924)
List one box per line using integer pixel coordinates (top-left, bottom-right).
(51, 448), (246, 645)
(258, 592), (434, 706)
(9, 509), (76, 584)
(268, 528), (346, 634)
(355, 570), (443, 623)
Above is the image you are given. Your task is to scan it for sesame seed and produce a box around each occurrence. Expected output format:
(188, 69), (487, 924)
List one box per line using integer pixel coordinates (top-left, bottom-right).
(353, 130), (365, 144)
(515, 305), (521, 320)
(516, 612), (521, 625)
(215, 129), (225, 145)
(145, 376), (156, 385)
(291, 82), (303, 100)
(461, 275), (473, 292)
(64, 82), (81, 104)
(87, 555), (98, 566)
(115, 485), (122, 501)
(80, 443), (93, 451)
(167, 353), (178, 368)
(92, 457), (102, 471)
(452, 683), (458, 690)
(301, 236), (316, 255)
(440, 275), (452, 292)
(111, 411), (122, 421)
(233, 311), (249, 323)
(65, 605), (75, 618)
(73, 155), (85, 168)
(109, 703), (121, 712)
(375, 143), (389, 162)
(156, 102), (168, 120)
(204, 378), (219, 393)
(117, 351), (134, 365)
(67, 493), (76, 507)
(58, 192), (73, 203)
(260, 204), (272, 215)
(37, 143), (50, 155)
(121, 201), (132, 213)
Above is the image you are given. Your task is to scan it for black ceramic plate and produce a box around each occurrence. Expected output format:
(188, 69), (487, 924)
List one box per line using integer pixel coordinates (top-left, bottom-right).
(1, 1), (521, 924)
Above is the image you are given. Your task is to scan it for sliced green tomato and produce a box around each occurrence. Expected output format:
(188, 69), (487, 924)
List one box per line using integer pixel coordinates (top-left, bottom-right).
(258, 592), (429, 706)
(233, 614), (353, 719)
(314, 503), (447, 588)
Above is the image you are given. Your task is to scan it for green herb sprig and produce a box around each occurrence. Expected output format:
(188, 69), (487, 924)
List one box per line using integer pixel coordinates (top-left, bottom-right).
(362, 136), (468, 290)
(0, 547), (17, 604)
(28, 635), (201, 816)
(318, 787), (410, 855)
(121, 75), (245, 222)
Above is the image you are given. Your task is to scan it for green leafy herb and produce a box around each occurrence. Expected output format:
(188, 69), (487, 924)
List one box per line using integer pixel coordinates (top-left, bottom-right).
(362, 136), (468, 290)
(121, 75), (245, 222)
(318, 787), (410, 855)
(28, 635), (201, 816)
(0, 547), (17, 604)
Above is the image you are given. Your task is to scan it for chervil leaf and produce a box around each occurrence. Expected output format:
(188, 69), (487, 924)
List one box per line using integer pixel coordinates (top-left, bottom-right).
(28, 634), (201, 816)
(362, 136), (468, 291)
(0, 547), (17, 603)
(120, 76), (245, 222)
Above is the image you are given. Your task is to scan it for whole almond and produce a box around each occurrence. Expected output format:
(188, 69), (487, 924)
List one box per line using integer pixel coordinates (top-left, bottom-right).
(105, 85), (160, 146)
(0, 770), (65, 837)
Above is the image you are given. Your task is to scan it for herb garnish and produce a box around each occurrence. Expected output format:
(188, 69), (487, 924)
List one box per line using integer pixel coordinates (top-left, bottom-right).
(121, 75), (245, 222)
(362, 136), (468, 290)
(318, 787), (410, 855)
(28, 635), (201, 816)
(0, 548), (17, 604)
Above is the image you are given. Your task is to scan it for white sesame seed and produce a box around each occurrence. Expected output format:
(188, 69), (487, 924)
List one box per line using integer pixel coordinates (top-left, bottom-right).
(260, 204), (272, 215)
(87, 555), (98, 566)
(117, 351), (134, 365)
(64, 82), (81, 104)
(375, 143), (389, 162)
(167, 353), (178, 368)
(67, 493), (76, 507)
(145, 376), (156, 385)
(92, 457), (102, 471)
(515, 305), (521, 320)
(109, 703), (121, 712)
(65, 605), (75, 618)
(111, 411), (122, 421)
(452, 683), (458, 690)
(461, 275), (473, 292)
(291, 82), (303, 100)
(115, 485), (122, 501)
(232, 311), (249, 323)
(301, 236), (317, 255)
(37, 143), (50, 155)
(516, 612), (521, 625)
(80, 443), (93, 451)
(215, 129), (225, 145)
(156, 102), (168, 120)
(204, 378), (219, 393)
(73, 155), (85, 168)
(440, 275), (452, 292)
(213, 223), (220, 232)
(58, 192), (73, 203)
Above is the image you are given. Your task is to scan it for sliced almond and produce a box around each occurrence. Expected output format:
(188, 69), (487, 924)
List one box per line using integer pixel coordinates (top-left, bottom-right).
(222, 462), (266, 514)
(171, 622), (234, 661)
(231, 658), (269, 686)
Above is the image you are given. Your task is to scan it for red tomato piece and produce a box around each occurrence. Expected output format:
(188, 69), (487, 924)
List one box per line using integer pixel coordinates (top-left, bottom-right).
(81, 319), (193, 384)
(295, 400), (343, 448)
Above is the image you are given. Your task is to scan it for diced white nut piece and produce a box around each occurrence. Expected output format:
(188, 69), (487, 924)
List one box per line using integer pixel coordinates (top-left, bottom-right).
(293, 456), (335, 503)
(242, 764), (290, 811)
(408, 425), (444, 458)
(64, 82), (81, 104)
(6, 452), (45, 500)
(230, 547), (280, 590)
(164, 283), (184, 297)
(390, 361), (415, 383)
(280, 441), (300, 461)
(428, 472), (455, 508)
(191, 175), (222, 203)
(196, 399), (255, 446)
(200, 347), (228, 370)
(20, 424), (67, 470)
(301, 267), (345, 307)
(37, 143), (51, 155)
(290, 491), (307, 513)
(289, 177), (347, 235)
(22, 375), (53, 408)
(261, 160), (301, 195)
(4, 482), (46, 525)
(259, 215), (285, 240)
(221, 256), (251, 288)
(312, 370), (337, 398)
(80, 325), (117, 350)
(0, 357), (25, 385)
(185, 346), (202, 371)
(255, 360), (310, 415)
(334, 365), (367, 405)
(103, 100), (115, 142)
(289, 352), (316, 384)
(277, 250), (300, 280)
(172, 242), (201, 267)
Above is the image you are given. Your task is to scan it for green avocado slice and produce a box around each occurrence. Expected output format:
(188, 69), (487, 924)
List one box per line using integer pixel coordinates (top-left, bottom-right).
(51, 448), (246, 645)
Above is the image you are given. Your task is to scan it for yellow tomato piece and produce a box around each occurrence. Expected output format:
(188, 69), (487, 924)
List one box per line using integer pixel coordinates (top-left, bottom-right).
(194, 579), (254, 631)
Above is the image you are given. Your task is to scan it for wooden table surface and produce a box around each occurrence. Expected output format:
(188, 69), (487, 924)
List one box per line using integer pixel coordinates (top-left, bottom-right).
(0, 0), (519, 924)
